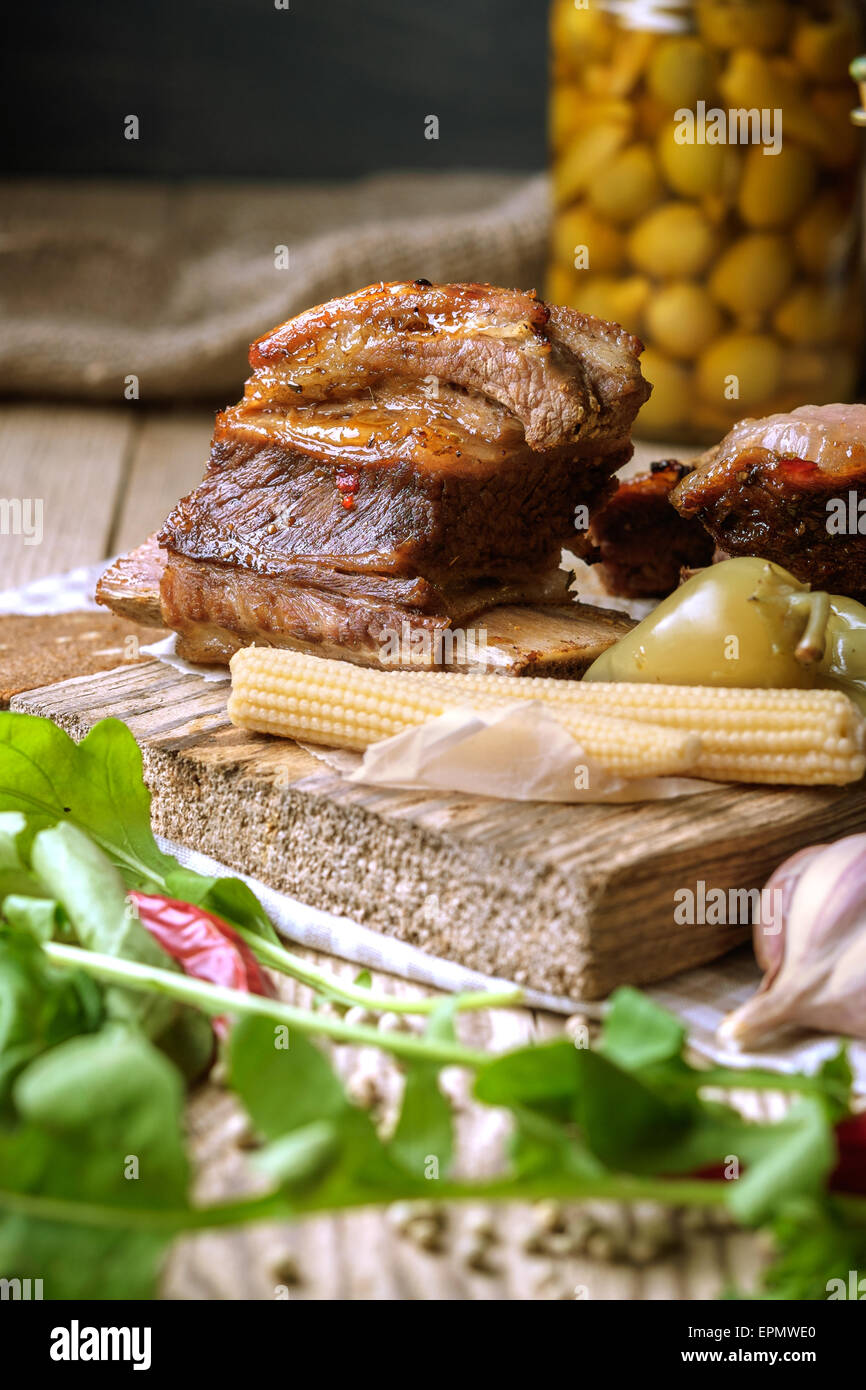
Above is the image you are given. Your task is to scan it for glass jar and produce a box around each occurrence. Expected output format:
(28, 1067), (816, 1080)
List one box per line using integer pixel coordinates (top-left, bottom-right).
(549, 0), (864, 443)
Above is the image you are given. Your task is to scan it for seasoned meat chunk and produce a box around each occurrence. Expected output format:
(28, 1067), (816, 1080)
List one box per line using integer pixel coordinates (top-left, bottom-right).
(98, 282), (650, 665)
(672, 404), (866, 600)
(583, 462), (715, 599)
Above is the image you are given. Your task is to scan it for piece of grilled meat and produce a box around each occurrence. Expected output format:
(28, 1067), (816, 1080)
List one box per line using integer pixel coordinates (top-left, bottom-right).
(580, 462), (714, 599)
(98, 281), (650, 665)
(672, 404), (866, 601)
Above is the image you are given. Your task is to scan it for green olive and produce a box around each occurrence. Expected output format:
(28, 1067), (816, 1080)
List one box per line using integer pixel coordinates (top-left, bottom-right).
(554, 123), (629, 208)
(588, 144), (662, 224)
(550, 84), (583, 152)
(553, 204), (625, 275)
(811, 87), (860, 169)
(644, 282), (722, 359)
(774, 285), (850, 347)
(718, 51), (827, 153)
(697, 0), (791, 52)
(646, 36), (718, 110)
(738, 145), (816, 229)
(794, 193), (852, 276)
(708, 233), (795, 321)
(792, 15), (858, 83)
(633, 348), (690, 434)
(656, 129), (737, 200)
(718, 49), (798, 110)
(697, 333), (783, 410)
(553, 1), (614, 67)
(570, 275), (650, 333)
(551, 91), (633, 141)
(583, 30), (656, 99)
(545, 263), (579, 307)
(584, 558), (828, 688)
(628, 202), (718, 279)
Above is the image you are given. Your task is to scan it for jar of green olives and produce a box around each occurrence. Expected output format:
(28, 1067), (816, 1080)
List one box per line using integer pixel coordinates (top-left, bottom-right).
(549, 0), (864, 442)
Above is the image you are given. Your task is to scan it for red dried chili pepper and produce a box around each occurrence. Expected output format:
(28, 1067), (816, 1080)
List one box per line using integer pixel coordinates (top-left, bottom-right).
(129, 891), (275, 1037)
(688, 1113), (866, 1196)
(830, 1113), (866, 1196)
(335, 466), (360, 510)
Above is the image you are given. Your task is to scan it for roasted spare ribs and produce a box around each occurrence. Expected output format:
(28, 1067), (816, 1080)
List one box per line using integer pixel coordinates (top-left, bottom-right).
(579, 462), (714, 600)
(97, 281), (650, 665)
(671, 404), (866, 601)
(582, 404), (866, 603)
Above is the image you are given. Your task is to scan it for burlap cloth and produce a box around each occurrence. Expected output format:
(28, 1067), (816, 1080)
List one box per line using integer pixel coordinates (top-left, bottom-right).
(0, 173), (549, 401)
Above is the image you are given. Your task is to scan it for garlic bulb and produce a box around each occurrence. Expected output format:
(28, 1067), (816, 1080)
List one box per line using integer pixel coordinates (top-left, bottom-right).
(718, 834), (866, 1048)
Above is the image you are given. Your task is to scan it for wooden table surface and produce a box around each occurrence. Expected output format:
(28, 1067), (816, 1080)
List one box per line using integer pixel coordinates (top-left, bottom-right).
(0, 402), (772, 1300)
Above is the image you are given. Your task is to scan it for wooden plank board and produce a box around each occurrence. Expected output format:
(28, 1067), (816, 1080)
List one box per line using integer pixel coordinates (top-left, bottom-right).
(112, 412), (213, 555)
(14, 657), (866, 1000)
(0, 404), (134, 587)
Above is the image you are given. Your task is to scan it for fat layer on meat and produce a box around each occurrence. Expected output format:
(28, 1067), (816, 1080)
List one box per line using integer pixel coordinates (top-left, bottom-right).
(672, 404), (866, 599)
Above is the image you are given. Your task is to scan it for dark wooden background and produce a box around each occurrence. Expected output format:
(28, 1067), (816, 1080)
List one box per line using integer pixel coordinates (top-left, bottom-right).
(3, 0), (550, 179)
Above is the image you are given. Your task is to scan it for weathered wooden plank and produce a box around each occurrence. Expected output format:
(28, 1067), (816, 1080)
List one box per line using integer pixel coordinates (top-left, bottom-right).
(0, 404), (134, 587)
(112, 412), (212, 555)
(14, 657), (866, 1000)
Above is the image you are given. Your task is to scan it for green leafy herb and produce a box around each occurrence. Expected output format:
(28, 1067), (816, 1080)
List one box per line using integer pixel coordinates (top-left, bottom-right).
(1, 710), (864, 1302)
(0, 1026), (190, 1299)
(0, 932), (103, 1104)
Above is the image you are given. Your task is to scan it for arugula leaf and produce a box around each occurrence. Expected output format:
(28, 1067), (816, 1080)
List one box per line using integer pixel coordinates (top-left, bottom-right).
(228, 1015), (422, 1208)
(0, 811), (42, 900)
(30, 822), (178, 1039)
(0, 713), (278, 944)
(599, 987), (686, 1070)
(571, 1047), (692, 1169)
(0, 714), (167, 878)
(474, 1038), (582, 1117)
(814, 1048), (854, 1119)
(163, 868), (279, 947)
(389, 1002), (459, 1179)
(508, 1105), (604, 1181)
(0, 931), (103, 1104)
(0, 1025), (189, 1299)
(229, 1015), (348, 1139)
(758, 1197), (866, 1300)
(390, 1066), (453, 1181)
(254, 1121), (340, 1187)
(728, 1097), (835, 1225)
(1, 896), (66, 942)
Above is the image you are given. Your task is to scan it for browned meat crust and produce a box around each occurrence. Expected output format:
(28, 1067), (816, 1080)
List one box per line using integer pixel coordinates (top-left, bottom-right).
(161, 411), (624, 589)
(96, 537), (166, 627)
(162, 554), (572, 667)
(250, 281), (649, 454)
(582, 462), (714, 599)
(672, 404), (866, 600)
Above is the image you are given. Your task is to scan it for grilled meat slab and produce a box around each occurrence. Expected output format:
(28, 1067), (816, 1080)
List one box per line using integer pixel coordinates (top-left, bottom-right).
(672, 404), (866, 600)
(98, 281), (650, 665)
(581, 462), (714, 600)
(249, 281), (649, 454)
(162, 388), (625, 589)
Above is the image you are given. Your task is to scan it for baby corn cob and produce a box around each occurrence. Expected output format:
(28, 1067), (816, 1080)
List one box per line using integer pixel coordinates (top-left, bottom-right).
(402, 671), (866, 787)
(228, 647), (698, 778)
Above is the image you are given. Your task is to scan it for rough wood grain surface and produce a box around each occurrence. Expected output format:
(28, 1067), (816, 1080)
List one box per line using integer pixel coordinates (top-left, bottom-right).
(14, 657), (866, 1000)
(111, 413), (213, 555)
(0, 404), (134, 587)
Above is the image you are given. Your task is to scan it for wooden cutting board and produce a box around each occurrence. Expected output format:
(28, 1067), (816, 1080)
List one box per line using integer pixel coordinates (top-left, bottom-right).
(13, 656), (866, 1002)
